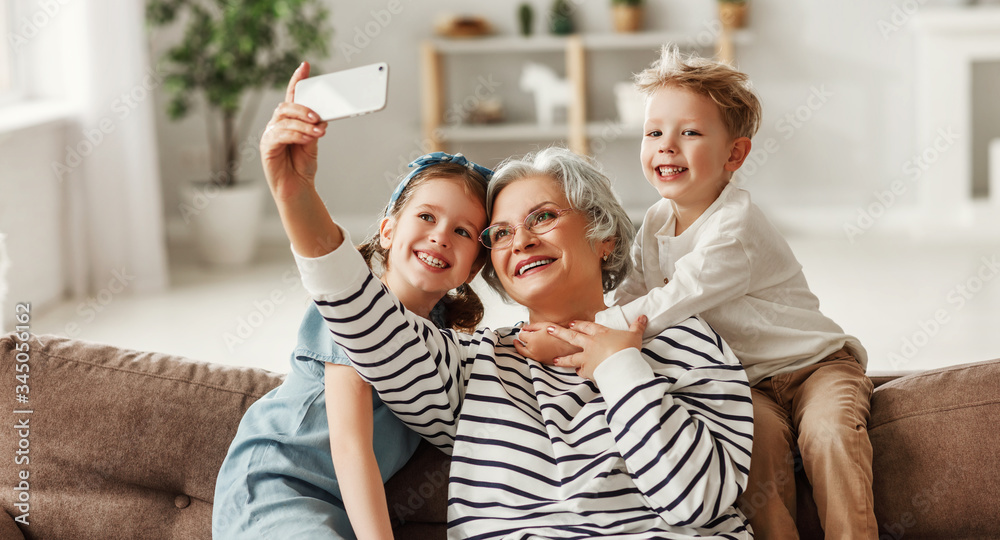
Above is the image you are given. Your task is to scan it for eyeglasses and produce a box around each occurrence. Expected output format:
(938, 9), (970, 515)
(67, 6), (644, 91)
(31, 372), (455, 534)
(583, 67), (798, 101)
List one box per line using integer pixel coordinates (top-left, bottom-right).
(479, 207), (574, 249)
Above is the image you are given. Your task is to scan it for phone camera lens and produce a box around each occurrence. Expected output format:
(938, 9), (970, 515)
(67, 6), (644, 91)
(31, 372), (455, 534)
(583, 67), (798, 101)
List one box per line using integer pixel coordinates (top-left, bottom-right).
(379, 66), (384, 71)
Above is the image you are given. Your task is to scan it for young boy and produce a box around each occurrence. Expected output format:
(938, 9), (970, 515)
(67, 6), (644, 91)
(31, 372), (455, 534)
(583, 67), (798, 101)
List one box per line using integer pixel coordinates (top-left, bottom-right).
(520, 46), (876, 539)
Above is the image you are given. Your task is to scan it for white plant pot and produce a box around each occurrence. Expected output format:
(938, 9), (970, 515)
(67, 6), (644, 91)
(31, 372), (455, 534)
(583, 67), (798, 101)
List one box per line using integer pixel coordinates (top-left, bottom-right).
(181, 180), (265, 267)
(614, 82), (645, 127)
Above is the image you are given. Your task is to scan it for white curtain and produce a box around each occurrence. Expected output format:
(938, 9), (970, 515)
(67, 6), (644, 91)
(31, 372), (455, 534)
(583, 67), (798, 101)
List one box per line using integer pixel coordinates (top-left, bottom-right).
(70, 2), (169, 294)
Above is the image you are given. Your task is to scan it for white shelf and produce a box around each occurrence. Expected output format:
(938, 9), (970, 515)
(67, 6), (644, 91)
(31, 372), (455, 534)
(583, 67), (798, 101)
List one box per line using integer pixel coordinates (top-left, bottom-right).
(440, 122), (569, 142)
(429, 30), (752, 54)
(440, 122), (645, 143)
(431, 35), (567, 53)
(587, 122), (643, 139)
(423, 29), (750, 155)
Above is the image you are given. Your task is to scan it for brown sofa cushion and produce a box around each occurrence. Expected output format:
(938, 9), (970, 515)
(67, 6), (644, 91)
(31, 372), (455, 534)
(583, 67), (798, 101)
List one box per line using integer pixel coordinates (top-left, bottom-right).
(869, 359), (1000, 539)
(1, 511), (26, 540)
(385, 440), (450, 529)
(0, 334), (284, 540)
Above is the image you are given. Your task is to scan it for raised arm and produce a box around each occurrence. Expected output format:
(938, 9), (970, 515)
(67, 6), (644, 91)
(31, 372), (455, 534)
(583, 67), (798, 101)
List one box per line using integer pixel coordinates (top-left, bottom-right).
(261, 62), (343, 258)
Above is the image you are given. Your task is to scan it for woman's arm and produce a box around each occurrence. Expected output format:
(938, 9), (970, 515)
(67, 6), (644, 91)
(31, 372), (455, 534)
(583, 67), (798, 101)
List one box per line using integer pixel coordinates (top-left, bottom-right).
(589, 317), (753, 527)
(324, 364), (393, 540)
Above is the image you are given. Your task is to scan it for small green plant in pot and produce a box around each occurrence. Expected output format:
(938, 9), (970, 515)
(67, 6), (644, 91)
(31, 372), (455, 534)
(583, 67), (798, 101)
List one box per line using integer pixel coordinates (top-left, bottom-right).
(146, 0), (333, 266)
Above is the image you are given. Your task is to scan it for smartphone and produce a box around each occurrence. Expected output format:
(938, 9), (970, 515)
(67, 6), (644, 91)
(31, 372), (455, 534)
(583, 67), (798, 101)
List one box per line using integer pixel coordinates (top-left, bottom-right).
(294, 62), (389, 121)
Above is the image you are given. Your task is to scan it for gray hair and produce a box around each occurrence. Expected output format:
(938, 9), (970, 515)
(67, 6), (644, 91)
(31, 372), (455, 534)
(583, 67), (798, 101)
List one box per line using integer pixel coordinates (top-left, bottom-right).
(481, 146), (635, 302)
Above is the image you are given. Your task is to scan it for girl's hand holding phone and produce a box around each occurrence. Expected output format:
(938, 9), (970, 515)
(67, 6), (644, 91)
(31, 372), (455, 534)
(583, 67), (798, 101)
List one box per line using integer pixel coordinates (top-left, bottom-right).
(261, 62), (328, 204)
(261, 61), (343, 259)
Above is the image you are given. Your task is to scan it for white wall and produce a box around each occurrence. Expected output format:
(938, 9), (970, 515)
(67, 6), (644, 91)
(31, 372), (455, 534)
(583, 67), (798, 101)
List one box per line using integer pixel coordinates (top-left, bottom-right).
(0, 119), (70, 324)
(149, 0), (996, 240)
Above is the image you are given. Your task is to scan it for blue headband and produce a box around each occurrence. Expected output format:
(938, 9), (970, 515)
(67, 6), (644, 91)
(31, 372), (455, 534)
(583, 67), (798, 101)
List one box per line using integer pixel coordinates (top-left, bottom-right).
(387, 152), (493, 212)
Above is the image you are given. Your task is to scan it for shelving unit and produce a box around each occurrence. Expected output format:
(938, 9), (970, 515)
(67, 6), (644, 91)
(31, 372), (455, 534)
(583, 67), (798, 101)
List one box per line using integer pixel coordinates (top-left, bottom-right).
(420, 29), (751, 156)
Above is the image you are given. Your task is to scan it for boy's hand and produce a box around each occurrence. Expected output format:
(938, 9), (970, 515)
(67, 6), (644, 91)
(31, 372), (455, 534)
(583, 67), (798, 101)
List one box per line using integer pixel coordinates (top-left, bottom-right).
(546, 316), (647, 381)
(515, 322), (581, 364)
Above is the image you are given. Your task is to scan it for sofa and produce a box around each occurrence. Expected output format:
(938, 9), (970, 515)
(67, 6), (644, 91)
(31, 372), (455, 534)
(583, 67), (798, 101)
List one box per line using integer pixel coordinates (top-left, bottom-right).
(2, 333), (998, 539)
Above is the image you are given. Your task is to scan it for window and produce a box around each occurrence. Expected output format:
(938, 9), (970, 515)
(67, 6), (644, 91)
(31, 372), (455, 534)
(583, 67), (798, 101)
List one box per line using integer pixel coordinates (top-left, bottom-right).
(0, 0), (20, 103)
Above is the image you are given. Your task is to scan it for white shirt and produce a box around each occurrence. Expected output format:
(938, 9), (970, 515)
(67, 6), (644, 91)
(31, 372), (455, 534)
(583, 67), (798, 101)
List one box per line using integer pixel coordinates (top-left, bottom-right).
(599, 183), (867, 386)
(295, 228), (754, 539)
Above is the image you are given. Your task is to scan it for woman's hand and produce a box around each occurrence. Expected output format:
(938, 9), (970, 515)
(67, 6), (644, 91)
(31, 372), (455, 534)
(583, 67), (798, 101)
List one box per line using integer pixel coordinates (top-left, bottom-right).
(546, 316), (647, 381)
(514, 321), (582, 364)
(261, 62), (328, 204)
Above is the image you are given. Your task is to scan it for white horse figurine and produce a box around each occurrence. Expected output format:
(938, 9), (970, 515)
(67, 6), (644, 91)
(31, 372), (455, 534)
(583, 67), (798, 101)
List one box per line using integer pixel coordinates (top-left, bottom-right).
(520, 62), (572, 127)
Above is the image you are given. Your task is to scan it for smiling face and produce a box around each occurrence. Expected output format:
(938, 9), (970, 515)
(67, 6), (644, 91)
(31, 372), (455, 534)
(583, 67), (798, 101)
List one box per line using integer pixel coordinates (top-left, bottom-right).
(640, 85), (748, 219)
(379, 176), (487, 317)
(488, 175), (612, 323)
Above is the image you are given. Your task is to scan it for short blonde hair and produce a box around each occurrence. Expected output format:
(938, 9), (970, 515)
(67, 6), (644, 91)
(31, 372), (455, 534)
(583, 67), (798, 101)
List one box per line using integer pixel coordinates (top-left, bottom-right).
(634, 45), (762, 140)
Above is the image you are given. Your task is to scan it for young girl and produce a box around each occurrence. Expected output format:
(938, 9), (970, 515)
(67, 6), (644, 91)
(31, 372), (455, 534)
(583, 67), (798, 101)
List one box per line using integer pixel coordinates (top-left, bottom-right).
(212, 62), (493, 539)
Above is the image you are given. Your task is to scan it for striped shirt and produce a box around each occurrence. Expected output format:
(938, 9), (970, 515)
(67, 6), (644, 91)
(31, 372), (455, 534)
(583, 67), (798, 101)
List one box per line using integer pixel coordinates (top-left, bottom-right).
(296, 237), (754, 540)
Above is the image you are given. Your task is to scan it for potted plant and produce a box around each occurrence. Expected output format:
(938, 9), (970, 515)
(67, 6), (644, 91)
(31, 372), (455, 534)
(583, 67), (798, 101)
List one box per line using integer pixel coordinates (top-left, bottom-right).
(549, 0), (575, 35)
(718, 0), (749, 31)
(611, 0), (643, 33)
(146, 0), (333, 267)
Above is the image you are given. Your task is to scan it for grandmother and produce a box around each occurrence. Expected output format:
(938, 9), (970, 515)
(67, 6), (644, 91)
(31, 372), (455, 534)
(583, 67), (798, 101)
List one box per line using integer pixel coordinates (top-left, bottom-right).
(282, 146), (754, 538)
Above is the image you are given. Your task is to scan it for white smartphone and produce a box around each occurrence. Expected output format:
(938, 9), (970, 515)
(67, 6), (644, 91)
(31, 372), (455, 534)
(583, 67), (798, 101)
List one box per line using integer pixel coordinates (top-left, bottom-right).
(294, 62), (389, 121)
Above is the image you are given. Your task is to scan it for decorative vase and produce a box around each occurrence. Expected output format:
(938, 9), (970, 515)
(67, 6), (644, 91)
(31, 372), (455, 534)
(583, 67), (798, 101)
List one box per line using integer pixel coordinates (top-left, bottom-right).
(180, 180), (265, 267)
(719, 2), (749, 30)
(612, 5), (642, 33)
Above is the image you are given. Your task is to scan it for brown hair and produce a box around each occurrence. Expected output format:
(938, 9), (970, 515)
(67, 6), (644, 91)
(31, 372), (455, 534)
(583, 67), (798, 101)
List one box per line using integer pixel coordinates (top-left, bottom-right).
(357, 162), (489, 333)
(634, 45), (762, 140)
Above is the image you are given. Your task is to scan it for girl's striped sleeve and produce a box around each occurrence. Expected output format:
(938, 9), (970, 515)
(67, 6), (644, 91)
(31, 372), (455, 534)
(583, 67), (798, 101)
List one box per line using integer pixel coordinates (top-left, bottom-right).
(293, 236), (480, 453)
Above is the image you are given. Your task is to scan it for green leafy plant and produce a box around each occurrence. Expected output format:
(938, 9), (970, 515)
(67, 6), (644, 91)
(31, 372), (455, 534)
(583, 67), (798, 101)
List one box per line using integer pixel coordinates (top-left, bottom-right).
(146, 0), (333, 187)
(518, 3), (534, 37)
(611, 0), (642, 6)
(549, 0), (574, 35)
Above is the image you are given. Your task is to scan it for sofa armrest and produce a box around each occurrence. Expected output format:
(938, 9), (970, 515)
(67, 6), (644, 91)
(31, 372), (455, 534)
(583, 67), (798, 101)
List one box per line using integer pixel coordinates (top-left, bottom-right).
(866, 370), (919, 389)
(869, 359), (1000, 537)
(0, 333), (284, 540)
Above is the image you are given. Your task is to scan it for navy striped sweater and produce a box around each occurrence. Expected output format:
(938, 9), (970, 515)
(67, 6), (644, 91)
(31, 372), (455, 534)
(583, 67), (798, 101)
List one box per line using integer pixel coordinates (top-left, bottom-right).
(296, 238), (754, 540)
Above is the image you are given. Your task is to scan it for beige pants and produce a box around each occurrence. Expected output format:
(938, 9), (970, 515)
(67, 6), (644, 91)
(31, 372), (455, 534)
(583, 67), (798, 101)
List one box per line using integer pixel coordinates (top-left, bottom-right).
(737, 349), (877, 540)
